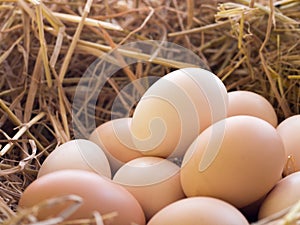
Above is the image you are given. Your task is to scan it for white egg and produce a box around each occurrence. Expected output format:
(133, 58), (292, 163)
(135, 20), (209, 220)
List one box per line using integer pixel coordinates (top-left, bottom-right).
(38, 139), (111, 178)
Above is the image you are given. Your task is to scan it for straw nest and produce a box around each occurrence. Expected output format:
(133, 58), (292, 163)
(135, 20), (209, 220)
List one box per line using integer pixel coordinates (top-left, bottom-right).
(0, 0), (300, 224)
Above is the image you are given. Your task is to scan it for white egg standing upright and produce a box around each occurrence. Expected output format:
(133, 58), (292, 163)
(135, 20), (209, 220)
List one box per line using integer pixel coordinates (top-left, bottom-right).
(129, 68), (228, 158)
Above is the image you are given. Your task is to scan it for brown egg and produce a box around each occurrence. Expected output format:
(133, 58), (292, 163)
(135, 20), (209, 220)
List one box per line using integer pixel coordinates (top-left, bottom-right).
(227, 91), (278, 127)
(276, 115), (300, 175)
(18, 170), (145, 225)
(181, 115), (285, 208)
(131, 68), (228, 158)
(37, 139), (111, 178)
(89, 118), (143, 174)
(147, 197), (249, 225)
(258, 171), (300, 219)
(113, 156), (185, 220)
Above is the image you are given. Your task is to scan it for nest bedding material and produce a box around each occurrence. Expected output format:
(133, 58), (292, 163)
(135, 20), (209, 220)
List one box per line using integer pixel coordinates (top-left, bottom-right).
(0, 0), (300, 224)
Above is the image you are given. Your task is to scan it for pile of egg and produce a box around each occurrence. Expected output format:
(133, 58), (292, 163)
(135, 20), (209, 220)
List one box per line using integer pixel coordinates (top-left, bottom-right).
(18, 68), (300, 225)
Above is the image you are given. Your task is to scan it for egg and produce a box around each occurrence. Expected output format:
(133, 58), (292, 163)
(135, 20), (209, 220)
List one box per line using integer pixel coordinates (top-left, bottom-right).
(227, 90), (278, 127)
(19, 170), (146, 225)
(131, 67), (228, 158)
(180, 115), (285, 208)
(89, 118), (143, 174)
(37, 139), (111, 178)
(113, 156), (185, 220)
(258, 171), (300, 219)
(147, 197), (249, 225)
(260, 220), (284, 225)
(276, 115), (300, 175)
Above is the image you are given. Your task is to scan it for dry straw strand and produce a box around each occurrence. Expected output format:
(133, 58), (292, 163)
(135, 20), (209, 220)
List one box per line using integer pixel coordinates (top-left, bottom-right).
(58, 0), (93, 82)
(0, 35), (23, 64)
(52, 12), (123, 31)
(77, 40), (199, 68)
(0, 139), (37, 176)
(258, 0), (292, 117)
(186, 0), (194, 28)
(24, 49), (43, 123)
(0, 112), (45, 156)
(32, 0), (53, 88)
(0, 99), (45, 152)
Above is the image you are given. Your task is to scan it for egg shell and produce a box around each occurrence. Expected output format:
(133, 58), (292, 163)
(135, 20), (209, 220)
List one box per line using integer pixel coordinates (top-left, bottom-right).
(276, 115), (300, 175)
(131, 67), (228, 158)
(180, 115), (285, 208)
(258, 171), (300, 219)
(262, 220), (284, 225)
(227, 90), (278, 127)
(131, 96), (182, 157)
(89, 118), (143, 175)
(37, 139), (111, 178)
(19, 170), (146, 225)
(113, 156), (185, 220)
(147, 197), (249, 225)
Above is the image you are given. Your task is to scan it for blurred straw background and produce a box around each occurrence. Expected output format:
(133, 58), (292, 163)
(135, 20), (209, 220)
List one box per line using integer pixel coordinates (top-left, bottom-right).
(0, 0), (299, 224)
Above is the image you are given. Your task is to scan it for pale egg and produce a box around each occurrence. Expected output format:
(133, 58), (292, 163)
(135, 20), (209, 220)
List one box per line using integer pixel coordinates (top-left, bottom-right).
(19, 170), (146, 225)
(131, 67), (228, 158)
(37, 139), (111, 178)
(276, 114), (300, 175)
(180, 115), (285, 208)
(113, 156), (185, 220)
(147, 197), (249, 225)
(227, 90), (278, 127)
(258, 171), (300, 219)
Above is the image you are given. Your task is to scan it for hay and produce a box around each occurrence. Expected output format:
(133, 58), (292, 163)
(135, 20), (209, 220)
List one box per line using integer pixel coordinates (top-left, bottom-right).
(0, 0), (299, 224)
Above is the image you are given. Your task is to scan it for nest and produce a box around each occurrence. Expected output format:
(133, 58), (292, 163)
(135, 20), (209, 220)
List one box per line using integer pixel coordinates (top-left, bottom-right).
(0, 0), (300, 224)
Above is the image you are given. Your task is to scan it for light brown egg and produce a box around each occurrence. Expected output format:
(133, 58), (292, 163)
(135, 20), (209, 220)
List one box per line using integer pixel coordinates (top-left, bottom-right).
(113, 156), (185, 220)
(147, 197), (249, 225)
(227, 91), (278, 127)
(89, 118), (143, 174)
(37, 139), (111, 178)
(131, 68), (228, 158)
(276, 115), (300, 175)
(258, 171), (300, 219)
(19, 170), (145, 225)
(181, 115), (285, 208)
